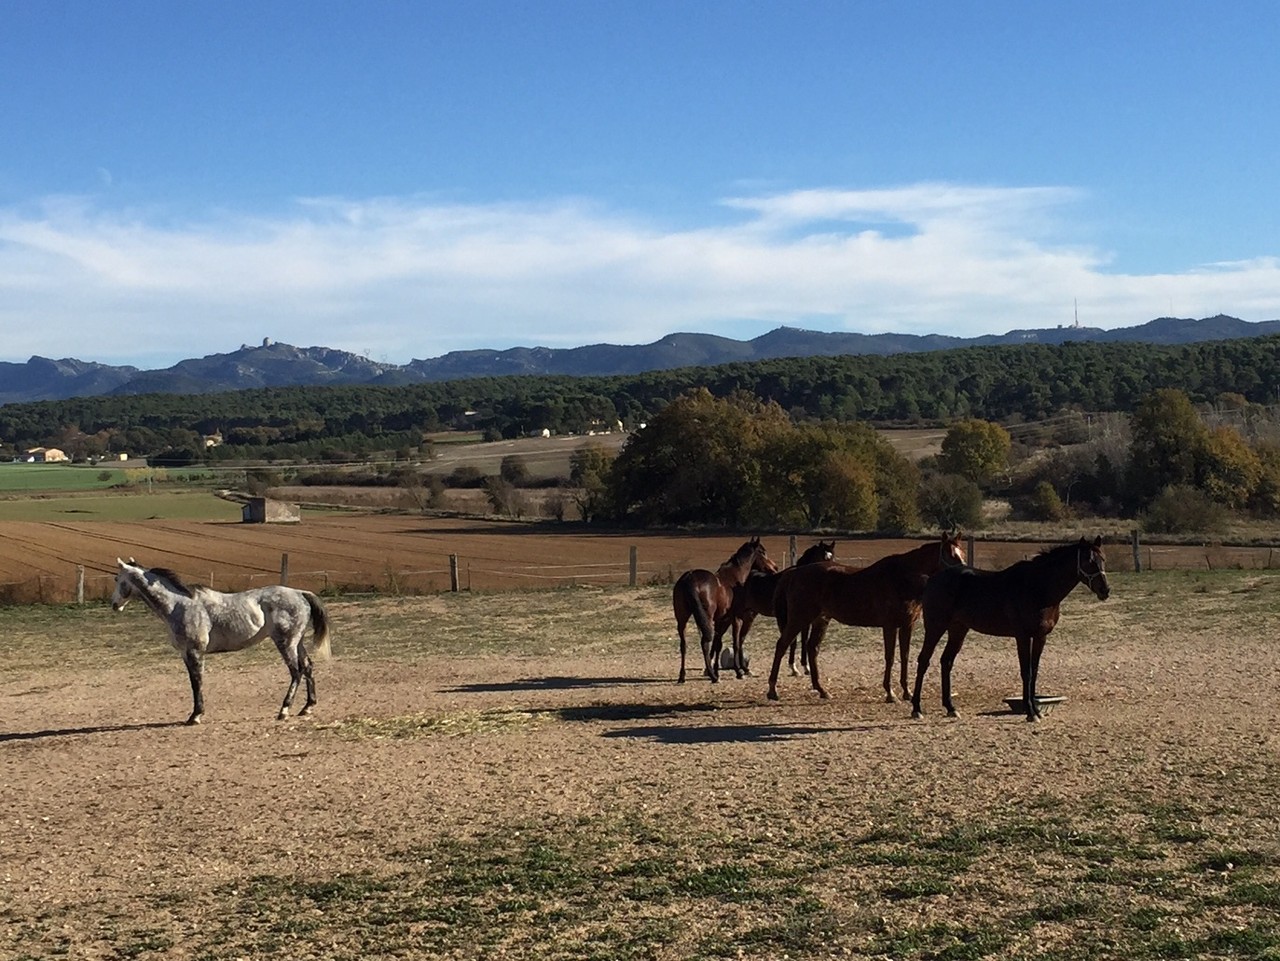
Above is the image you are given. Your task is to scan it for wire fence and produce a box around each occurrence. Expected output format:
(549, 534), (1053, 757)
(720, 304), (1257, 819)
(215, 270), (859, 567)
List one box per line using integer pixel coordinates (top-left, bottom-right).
(5, 536), (1280, 606)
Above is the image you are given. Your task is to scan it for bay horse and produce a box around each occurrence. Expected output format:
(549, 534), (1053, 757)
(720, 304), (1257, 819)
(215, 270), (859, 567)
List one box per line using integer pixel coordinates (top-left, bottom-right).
(111, 558), (332, 724)
(910, 536), (1109, 722)
(673, 538), (776, 684)
(731, 540), (836, 678)
(766, 533), (966, 701)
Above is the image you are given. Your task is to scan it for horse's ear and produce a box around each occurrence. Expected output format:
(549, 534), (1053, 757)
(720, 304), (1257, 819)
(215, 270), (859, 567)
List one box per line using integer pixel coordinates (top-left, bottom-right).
(1093, 535), (1103, 549)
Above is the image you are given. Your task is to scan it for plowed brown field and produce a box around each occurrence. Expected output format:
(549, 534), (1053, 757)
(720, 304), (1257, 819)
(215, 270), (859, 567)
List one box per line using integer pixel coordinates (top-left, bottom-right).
(2, 513), (1276, 605)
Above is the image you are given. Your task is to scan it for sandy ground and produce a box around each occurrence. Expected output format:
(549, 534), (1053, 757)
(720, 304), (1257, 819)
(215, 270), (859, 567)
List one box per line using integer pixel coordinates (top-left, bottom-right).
(4, 574), (1280, 949)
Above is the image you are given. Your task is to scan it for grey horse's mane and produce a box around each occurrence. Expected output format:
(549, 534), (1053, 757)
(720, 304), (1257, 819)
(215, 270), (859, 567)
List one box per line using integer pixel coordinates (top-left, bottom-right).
(147, 567), (196, 597)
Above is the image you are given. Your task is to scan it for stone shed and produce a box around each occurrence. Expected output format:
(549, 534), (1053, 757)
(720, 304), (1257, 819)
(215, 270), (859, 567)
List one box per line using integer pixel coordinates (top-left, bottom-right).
(240, 497), (301, 524)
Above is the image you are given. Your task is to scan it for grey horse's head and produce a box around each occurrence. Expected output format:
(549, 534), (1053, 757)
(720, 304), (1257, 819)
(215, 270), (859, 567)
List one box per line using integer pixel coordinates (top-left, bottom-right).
(111, 557), (140, 611)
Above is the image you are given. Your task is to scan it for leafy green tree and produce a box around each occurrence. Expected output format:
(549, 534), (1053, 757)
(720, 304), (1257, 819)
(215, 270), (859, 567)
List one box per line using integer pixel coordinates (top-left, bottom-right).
(875, 453), (922, 533)
(1198, 425), (1261, 510)
(1251, 442), (1280, 517)
(1141, 484), (1228, 535)
(1024, 480), (1070, 521)
(570, 442), (616, 524)
(918, 473), (984, 531)
(938, 419), (1012, 484)
(609, 389), (788, 526)
(500, 455), (530, 487)
(1126, 389), (1208, 506)
(811, 449), (879, 529)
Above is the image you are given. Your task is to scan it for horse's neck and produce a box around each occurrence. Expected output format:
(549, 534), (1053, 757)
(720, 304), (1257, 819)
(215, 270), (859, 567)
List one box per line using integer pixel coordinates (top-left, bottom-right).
(910, 543), (948, 575)
(718, 555), (755, 586)
(1031, 551), (1081, 604)
(134, 576), (184, 618)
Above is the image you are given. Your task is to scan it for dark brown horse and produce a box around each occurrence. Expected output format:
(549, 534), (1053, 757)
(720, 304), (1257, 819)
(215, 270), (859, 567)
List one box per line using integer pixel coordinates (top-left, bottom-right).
(728, 540), (836, 678)
(673, 538), (776, 683)
(910, 536), (1110, 722)
(766, 533), (966, 701)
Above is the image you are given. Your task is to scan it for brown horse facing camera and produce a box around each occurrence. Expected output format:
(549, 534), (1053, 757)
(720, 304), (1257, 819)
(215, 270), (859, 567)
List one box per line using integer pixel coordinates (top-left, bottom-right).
(910, 536), (1110, 722)
(672, 538), (777, 684)
(766, 533), (966, 702)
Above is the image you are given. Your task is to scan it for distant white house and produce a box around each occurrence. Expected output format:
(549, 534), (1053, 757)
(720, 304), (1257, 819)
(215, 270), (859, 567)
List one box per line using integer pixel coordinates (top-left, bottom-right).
(23, 447), (69, 463)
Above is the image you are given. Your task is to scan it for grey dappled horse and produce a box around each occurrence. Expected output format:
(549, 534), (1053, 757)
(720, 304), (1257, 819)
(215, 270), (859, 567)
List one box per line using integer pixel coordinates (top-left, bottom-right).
(111, 558), (332, 724)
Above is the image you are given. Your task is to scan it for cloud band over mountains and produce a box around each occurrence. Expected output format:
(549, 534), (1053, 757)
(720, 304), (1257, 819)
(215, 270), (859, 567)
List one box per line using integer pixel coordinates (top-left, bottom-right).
(2, 183), (1277, 367)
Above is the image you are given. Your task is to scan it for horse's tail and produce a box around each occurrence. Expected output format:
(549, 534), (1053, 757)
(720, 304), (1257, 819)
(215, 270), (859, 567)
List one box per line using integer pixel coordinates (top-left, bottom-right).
(303, 591), (333, 660)
(689, 588), (715, 644)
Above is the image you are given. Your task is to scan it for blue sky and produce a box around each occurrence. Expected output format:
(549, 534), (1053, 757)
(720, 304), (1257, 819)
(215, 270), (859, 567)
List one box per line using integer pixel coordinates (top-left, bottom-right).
(3, 1), (1278, 369)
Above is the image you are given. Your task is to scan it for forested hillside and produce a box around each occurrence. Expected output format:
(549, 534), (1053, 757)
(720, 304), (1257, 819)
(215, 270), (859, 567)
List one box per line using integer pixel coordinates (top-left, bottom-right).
(2, 336), (1278, 462)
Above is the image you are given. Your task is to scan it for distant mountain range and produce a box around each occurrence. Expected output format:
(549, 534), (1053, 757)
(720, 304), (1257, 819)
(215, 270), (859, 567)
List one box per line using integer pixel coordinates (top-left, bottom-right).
(3, 314), (1278, 406)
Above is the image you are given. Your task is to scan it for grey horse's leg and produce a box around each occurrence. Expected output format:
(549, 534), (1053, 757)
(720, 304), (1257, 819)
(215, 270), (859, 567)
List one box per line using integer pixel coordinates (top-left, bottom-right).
(299, 645), (318, 716)
(274, 635), (304, 720)
(183, 649), (205, 725)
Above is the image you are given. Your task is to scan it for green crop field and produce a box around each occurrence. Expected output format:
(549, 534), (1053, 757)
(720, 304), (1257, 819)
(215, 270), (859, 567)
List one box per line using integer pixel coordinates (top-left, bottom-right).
(0, 490), (241, 522)
(0, 463), (132, 492)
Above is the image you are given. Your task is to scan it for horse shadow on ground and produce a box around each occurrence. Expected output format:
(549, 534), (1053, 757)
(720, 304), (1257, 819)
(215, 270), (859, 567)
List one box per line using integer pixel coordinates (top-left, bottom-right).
(601, 721), (889, 745)
(0, 721), (186, 743)
(445, 676), (667, 694)
(545, 702), (719, 724)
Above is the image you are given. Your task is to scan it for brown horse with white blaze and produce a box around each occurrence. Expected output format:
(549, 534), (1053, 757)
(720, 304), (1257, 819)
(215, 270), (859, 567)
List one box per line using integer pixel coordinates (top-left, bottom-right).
(911, 536), (1110, 722)
(673, 537), (776, 683)
(766, 533), (966, 701)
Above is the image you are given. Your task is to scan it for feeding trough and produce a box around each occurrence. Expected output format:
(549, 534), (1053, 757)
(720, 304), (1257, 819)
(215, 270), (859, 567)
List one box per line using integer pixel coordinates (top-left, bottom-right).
(1004, 694), (1066, 716)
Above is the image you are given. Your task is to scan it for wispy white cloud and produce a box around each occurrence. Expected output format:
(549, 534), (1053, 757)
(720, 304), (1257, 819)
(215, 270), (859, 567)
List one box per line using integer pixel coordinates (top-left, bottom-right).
(1, 184), (1278, 368)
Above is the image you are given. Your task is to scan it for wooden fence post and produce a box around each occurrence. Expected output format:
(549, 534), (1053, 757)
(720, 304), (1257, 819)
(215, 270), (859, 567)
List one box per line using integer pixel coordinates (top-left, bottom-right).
(966, 534), (975, 567)
(280, 552), (290, 585)
(449, 554), (460, 592)
(76, 565), (85, 604)
(1131, 529), (1142, 573)
(629, 546), (638, 587)
(788, 534), (797, 568)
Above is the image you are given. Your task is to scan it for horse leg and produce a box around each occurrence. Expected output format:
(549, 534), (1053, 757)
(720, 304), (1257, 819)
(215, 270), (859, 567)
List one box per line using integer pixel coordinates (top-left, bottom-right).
(675, 615), (689, 684)
(910, 626), (944, 719)
(806, 620), (829, 699)
(1027, 634), (1048, 722)
(182, 648), (205, 725)
(767, 621), (804, 700)
(939, 627), (970, 719)
(704, 618), (722, 683)
(1014, 634), (1033, 720)
(897, 623), (912, 703)
(298, 642), (318, 716)
(881, 626), (896, 702)
(735, 611), (755, 678)
(274, 635), (304, 720)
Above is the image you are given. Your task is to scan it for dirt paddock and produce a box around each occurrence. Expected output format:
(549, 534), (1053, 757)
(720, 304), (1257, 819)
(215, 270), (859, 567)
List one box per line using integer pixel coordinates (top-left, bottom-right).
(4, 566), (1280, 959)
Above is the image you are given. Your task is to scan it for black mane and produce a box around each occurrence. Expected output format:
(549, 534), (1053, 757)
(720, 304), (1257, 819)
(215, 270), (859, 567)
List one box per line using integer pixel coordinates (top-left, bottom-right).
(148, 567), (195, 597)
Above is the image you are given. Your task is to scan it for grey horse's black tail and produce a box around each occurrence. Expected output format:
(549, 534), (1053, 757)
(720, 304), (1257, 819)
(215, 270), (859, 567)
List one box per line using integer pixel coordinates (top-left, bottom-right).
(304, 591), (333, 660)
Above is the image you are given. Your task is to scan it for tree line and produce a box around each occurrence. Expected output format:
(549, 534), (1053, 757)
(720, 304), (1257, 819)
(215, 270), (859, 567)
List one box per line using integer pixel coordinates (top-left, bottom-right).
(568, 387), (1280, 534)
(2, 334), (1279, 470)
